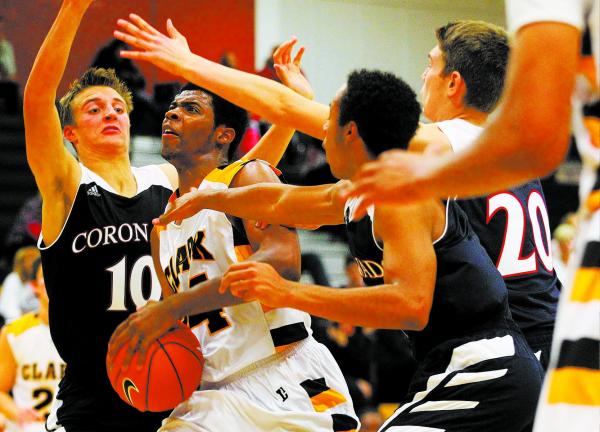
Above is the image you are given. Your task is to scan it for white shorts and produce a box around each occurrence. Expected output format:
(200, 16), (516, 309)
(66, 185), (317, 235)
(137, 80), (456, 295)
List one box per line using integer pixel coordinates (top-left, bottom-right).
(159, 337), (359, 432)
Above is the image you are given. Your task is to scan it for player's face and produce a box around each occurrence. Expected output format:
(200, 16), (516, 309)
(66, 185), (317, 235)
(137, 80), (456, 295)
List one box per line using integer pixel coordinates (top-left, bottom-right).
(420, 45), (450, 121)
(322, 87), (348, 179)
(161, 90), (217, 161)
(67, 86), (130, 153)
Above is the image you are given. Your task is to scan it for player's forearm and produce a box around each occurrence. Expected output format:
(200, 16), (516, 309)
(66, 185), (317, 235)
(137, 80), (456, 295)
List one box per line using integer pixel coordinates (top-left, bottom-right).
(179, 54), (327, 138)
(245, 125), (296, 167)
(285, 281), (427, 330)
(200, 184), (343, 226)
(0, 392), (19, 422)
(24, 2), (90, 101)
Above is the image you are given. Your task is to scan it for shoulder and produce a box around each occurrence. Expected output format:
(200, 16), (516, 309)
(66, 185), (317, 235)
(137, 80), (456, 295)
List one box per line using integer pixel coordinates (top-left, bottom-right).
(408, 123), (452, 153)
(231, 160), (281, 188)
(4, 313), (40, 337)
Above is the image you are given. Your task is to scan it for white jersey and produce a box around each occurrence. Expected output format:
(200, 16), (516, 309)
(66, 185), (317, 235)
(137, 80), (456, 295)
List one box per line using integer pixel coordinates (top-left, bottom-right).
(5, 313), (65, 432)
(158, 160), (311, 384)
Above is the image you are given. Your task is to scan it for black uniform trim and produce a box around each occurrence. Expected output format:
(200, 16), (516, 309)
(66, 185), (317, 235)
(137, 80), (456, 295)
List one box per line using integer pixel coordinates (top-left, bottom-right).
(556, 338), (600, 370)
(332, 413), (359, 431)
(581, 241), (600, 268)
(270, 322), (309, 347)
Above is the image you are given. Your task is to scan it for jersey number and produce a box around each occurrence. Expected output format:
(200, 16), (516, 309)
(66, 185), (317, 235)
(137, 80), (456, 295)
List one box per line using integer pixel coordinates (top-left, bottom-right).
(487, 191), (553, 277)
(106, 256), (162, 311)
(33, 387), (53, 418)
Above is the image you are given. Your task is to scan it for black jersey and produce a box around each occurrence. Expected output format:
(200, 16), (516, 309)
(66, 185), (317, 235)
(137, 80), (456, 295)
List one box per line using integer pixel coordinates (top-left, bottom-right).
(437, 120), (560, 341)
(39, 164), (172, 431)
(344, 199), (512, 360)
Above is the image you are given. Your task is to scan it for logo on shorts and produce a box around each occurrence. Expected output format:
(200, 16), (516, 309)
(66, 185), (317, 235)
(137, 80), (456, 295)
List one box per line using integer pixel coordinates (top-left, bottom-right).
(122, 378), (139, 405)
(276, 387), (288, 402)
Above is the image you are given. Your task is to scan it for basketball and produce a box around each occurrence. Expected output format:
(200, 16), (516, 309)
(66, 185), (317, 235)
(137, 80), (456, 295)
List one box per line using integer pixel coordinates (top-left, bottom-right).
(106, 322), (203, 412)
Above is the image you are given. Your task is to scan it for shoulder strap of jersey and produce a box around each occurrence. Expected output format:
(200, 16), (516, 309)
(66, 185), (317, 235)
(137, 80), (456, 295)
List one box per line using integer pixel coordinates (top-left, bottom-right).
(204, 158), (282, 188)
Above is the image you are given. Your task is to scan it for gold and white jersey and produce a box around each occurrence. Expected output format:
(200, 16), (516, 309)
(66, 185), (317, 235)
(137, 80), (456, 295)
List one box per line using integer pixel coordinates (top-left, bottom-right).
(5, 312), (65, 432)
(158, 160), (311, 384)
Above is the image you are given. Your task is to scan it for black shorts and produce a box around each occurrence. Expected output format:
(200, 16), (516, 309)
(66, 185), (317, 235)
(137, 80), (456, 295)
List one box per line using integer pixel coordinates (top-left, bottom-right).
(380, 329), (544, 432)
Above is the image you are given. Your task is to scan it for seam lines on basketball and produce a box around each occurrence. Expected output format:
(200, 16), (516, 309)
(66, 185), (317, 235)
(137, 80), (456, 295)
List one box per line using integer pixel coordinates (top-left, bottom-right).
(145, 342), (162, 411)
(157, 338), (185, 402)
(163, 341), (204, 364)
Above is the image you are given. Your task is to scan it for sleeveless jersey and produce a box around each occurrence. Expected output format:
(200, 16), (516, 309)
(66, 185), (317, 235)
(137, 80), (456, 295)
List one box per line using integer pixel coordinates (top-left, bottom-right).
(437, 119), (560, 338)
(158, 160), (311, 384)
(5, 313), (65, 432)
(38, 164), (172, 429)
(344, 199), (512, 360)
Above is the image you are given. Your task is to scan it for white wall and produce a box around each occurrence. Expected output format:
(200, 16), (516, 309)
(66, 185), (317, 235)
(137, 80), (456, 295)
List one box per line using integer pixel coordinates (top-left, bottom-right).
(256, 0), (505, 104)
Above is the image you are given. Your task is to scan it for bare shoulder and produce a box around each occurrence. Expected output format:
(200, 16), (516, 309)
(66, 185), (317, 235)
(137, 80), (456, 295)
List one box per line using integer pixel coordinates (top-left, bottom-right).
(231, 160), (281, 188)
(409, 123), (452, 153)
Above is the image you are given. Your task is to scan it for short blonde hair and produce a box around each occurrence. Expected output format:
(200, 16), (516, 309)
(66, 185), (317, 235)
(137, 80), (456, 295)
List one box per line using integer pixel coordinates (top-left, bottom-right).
(58, 67), (133, 127)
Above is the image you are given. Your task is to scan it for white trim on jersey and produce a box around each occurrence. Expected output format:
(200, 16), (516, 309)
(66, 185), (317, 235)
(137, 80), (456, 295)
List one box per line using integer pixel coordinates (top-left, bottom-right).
(38, 164), (173, 250)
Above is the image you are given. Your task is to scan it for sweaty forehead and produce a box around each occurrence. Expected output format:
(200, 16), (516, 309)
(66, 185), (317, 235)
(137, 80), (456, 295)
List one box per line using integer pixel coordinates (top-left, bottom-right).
(73, 86), (126, 108)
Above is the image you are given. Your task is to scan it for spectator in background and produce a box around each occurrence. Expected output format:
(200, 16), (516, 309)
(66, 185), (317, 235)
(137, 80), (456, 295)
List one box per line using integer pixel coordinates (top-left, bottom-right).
(0, 16), (16, 80)
(219, 51), (238, 69)
(0, 15), (19, 115)
(552, 216), (577, 282)
(0, 247), (40, 324)
(0, 258), (65, 432)
(256, 45), (280, 82)
(91, 39), (160, 136)
(2, 193), (42, 279)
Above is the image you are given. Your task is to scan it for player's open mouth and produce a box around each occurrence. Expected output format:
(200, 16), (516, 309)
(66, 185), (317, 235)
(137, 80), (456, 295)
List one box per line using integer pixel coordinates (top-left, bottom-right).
(163, 128), (179, 137)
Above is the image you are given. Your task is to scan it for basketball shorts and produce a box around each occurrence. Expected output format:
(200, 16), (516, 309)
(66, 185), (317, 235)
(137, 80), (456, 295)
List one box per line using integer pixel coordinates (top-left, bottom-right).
(379, 330), (544, 432)
(159, 337), (359, 432)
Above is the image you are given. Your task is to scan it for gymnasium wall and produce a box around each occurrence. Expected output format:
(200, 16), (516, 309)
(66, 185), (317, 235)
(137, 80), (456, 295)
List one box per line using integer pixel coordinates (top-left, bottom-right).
(256, 0), (506, 105)
(4, 0), (255, 95)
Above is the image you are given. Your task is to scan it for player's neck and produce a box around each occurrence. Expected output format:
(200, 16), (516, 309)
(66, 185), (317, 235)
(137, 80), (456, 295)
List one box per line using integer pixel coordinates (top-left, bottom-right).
(81, 154), (138, 197)
(176, 153), (223, 194)
(453, 107), (488, 126)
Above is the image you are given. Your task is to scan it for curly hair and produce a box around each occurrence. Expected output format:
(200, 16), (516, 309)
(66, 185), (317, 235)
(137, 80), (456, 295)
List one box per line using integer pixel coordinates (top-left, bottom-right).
(58, 67), (133, 127)
(338, 69), (421, 156)
(436, 20), (509, 113)
(180, 83), (249, 161)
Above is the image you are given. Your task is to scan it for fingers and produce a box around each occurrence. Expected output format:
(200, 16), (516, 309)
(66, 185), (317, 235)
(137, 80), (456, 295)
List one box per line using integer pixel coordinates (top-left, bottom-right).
(273, 37), (297, 65)
(129, 13), (162, 36)
(166, 18), (184, 39)
(113, 30), (153, 52)
(293, 46), (305, 66)
(254, 220), (270, 230)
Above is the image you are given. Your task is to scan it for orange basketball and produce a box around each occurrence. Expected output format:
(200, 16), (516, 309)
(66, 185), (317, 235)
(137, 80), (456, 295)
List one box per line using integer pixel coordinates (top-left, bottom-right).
(106, 322), (203, 412)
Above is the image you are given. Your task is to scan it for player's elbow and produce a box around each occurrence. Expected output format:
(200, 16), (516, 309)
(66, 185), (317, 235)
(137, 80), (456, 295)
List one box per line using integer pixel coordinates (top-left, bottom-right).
(386, 290), (431, 331)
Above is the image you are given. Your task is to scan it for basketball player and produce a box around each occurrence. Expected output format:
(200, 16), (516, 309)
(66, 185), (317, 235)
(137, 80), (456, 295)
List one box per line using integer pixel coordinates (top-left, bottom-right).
(108, 81), (359, 431)
(24, 2), (302, 431)
(0, 258), (65, 432)
(119, 16), (559, 370)
(213, 69), (544, 431)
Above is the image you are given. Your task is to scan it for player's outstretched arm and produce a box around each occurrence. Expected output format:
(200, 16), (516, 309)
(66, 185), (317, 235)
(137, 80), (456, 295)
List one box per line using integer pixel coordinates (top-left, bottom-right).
(221, 202), (437, 329)
(23, 0), (94, 244)
(154, 181), (347, 227)
(114, 15), (329, 138)
(245, 38), (314, 166)
(344, 22), (580, 206)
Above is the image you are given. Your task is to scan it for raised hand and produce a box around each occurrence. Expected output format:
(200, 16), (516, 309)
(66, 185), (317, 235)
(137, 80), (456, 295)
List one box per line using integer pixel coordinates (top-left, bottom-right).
(107, 300), (179, 371)
(273, 38), (313, 100)
(114, 14), (191, 78)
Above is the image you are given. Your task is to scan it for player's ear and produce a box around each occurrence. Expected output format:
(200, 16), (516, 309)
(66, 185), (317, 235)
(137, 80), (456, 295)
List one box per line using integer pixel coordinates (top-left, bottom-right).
(447, 71), (462, 96)
(215, 126), (235, 145)
(345, 121), (360, 142)
(63, 125), (77, 146)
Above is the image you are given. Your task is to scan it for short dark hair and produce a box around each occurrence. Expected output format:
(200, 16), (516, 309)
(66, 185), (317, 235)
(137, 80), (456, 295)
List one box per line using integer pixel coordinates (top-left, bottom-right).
(436, 20), (508, 113)
(338, 69), (421, 155)
(180, 83), (249, 161)
(58, 67), (133, 127)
